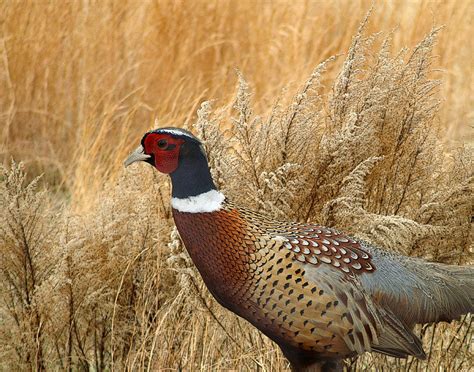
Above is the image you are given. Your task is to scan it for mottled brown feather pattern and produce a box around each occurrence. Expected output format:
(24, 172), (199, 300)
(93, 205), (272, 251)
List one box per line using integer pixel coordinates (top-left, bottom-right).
(172, 200), (390, 358)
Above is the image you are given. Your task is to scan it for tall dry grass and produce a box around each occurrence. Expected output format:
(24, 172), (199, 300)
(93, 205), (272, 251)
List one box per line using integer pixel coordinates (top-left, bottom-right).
(0, 1), (472, 371)
(1, 0), (472, 204)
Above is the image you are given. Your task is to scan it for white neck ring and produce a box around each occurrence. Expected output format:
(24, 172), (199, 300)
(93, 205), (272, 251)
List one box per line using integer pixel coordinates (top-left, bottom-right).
(171, 189), (225, 213)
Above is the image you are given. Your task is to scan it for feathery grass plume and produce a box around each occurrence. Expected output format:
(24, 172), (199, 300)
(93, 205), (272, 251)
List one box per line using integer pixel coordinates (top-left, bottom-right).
(194, 100), (234, 191)
(0, 162), (57, 370)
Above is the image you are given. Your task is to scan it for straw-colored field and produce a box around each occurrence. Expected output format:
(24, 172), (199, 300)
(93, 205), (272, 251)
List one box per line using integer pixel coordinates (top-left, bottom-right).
(0, 1), (472, 371)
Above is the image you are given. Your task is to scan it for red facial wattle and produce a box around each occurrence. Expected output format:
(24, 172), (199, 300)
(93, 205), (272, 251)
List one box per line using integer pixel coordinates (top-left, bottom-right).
(143, 133), (184, 174)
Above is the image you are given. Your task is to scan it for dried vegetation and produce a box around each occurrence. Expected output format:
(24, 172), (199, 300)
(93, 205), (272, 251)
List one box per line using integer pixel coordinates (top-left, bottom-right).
(0, 1), (472, 371)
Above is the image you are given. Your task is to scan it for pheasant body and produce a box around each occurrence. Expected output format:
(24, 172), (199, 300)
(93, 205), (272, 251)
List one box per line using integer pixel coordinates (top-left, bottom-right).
(172, 202), (357, 358)
(172, 199), (437, 362)
(125, 127), (474, 371)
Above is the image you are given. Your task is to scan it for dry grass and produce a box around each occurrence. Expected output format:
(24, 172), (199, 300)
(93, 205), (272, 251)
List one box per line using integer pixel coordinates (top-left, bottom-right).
(0, 1), (473, 371)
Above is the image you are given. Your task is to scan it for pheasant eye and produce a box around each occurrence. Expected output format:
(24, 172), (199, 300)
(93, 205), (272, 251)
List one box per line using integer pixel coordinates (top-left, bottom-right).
(157, 139), (168, 149)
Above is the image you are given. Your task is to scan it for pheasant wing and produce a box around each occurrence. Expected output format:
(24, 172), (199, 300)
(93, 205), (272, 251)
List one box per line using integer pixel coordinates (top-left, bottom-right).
(243, 221), (425, 359)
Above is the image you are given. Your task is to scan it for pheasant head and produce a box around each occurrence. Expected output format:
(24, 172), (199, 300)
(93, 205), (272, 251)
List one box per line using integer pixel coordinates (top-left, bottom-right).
(124, 127), (224, 212)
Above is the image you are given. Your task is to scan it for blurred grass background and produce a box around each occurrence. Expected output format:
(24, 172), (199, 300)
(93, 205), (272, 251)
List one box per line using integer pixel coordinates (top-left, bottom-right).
(0, 0), (472, 208)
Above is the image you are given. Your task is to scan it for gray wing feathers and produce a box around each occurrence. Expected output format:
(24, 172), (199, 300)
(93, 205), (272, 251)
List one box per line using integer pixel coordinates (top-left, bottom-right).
(407, 262), (474, 324)
(361, 245), (473, 327)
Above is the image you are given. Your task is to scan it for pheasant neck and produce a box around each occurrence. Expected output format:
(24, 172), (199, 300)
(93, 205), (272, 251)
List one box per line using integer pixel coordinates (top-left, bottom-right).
(169, 142), (217, 199)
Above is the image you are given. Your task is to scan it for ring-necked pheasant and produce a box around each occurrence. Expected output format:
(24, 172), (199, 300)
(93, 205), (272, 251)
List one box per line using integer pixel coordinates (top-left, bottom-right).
(125, 127), (473, 372)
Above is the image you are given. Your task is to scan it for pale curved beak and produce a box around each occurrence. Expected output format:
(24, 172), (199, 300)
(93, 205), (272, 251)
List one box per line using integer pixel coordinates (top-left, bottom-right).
(124, 145), (151, 167)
